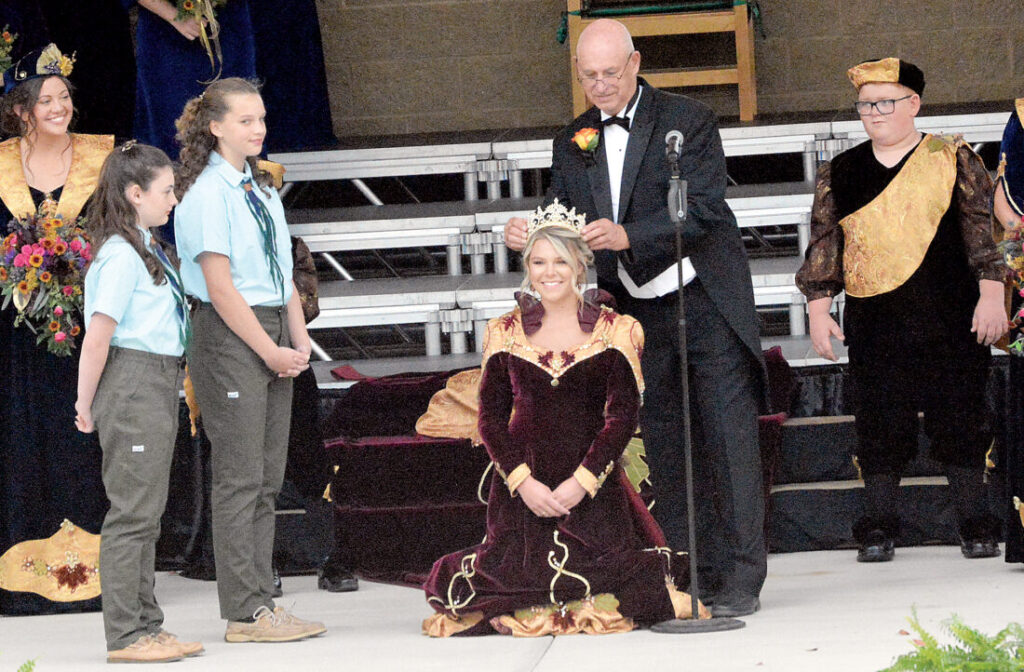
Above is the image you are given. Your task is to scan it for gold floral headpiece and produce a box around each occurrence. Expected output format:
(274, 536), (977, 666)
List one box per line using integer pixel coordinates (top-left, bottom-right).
(525, 199), (587, 238)
(3, 43), (75, 94)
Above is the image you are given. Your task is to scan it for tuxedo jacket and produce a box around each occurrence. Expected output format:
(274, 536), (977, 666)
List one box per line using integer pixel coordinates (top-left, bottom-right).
(547, 81), (765, 394)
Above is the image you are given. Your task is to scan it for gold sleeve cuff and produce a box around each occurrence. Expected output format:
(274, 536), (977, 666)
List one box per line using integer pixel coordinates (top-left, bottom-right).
(573, 466), (599, 498)
(507, 463), (531, 496)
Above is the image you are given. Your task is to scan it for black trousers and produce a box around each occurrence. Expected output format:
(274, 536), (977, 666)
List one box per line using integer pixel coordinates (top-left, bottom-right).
(619, 279), (766, 597)
(848, 349), (990, 476)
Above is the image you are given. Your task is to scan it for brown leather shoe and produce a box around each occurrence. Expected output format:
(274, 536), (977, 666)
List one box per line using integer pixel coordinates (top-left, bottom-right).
(153, 631), (205, 657)
(107, 634), (184, 664)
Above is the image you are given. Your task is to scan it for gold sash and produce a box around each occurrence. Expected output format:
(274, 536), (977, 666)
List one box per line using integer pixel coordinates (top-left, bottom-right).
(0, 134), (113, 221)
(840, 134), (959, 298)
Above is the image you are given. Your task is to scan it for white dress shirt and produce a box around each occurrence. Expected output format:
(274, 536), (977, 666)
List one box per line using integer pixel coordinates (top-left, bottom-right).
(602, 86), (696, 299)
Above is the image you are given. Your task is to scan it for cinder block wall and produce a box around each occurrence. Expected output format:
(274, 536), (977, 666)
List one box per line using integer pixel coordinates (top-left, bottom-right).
(315, 0), (1024, 139)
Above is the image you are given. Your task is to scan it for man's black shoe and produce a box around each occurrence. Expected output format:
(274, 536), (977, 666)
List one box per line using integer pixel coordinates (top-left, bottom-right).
(318, 566), (359, 592)
(960, 538), (1000, 559)
(710, 593), (759, 618)
(856, 529), (894, 563)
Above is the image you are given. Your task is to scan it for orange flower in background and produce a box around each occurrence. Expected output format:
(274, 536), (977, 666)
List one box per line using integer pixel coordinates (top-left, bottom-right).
(2, 31), (12, 43)
(183, 0), (195, 9)
(17, 281), (29, 293)
(48, 320), (60, 332)
(39, 271), (52, 283)
(53, 241), (68, 255)
(29, 254), (43, 267)
(70, 325), (80, 337)
(0, 268), (6, 281)
(40, 238), (54, 250)
(571, 127), (600, 152)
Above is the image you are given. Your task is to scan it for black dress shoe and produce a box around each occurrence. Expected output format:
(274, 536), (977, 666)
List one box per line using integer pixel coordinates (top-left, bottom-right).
(317, 566), (359, 593)
(710, 593), (760, 618)
(856, 529), (895, 563)
(271, 567), (283, 598)
(960, 538), (1000, 559)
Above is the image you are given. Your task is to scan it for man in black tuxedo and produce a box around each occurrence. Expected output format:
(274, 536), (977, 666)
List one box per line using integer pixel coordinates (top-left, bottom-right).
(506, 19), (767, 617)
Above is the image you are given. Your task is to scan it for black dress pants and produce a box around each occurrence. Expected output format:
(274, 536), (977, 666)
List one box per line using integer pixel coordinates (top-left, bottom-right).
(619, 279), (766, 597)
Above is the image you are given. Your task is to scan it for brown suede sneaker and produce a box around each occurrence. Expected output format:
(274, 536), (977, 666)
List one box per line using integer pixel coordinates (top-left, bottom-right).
(225, 605), (325, 643)
(153, 631), (205, 657)
(273, 606), (327, 638)
(107, 634), (184, 664)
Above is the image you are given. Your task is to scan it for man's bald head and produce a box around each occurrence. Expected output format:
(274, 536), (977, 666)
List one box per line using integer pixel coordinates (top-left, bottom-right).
(574, 19), (640, 115)
(576, 19), (634, 60)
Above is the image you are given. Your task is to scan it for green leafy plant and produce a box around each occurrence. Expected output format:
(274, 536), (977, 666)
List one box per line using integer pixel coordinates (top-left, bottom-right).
(881, 608), (1024, 671)
(17, 661), (37, 672)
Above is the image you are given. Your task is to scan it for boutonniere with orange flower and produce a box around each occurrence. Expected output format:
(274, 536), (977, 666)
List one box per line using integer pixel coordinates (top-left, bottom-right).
(572, 127), (600, 164)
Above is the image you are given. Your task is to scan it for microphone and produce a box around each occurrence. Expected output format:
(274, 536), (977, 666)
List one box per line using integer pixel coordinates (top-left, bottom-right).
(665, 130), (684, 163)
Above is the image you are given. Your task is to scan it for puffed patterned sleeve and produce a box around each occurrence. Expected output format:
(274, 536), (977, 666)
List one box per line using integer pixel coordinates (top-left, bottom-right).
(795, 162), (846, 301)
(573, 314), (645, 498)
(955, 144), (1005, 282)
(478, 316), (531, 495)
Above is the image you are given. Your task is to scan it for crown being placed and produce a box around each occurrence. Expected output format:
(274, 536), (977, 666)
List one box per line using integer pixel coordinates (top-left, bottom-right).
(525, 199), (586, 238)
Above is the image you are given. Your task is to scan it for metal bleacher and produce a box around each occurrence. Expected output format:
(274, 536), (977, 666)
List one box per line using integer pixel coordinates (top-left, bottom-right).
(269, 107), (1011, 379)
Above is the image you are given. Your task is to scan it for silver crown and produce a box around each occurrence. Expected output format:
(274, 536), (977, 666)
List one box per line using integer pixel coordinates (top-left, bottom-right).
(525, 199), (586, 237)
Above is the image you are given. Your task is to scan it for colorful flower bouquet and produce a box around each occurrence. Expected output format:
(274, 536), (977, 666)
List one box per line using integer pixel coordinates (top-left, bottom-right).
(0, 213), (90, 357)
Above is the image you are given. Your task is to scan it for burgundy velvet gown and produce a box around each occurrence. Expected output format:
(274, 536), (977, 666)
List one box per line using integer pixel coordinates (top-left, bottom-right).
(423, 298), (694, 637)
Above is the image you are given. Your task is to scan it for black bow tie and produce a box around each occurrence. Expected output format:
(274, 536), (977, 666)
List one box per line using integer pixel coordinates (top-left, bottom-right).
(602, 115), (631, 131)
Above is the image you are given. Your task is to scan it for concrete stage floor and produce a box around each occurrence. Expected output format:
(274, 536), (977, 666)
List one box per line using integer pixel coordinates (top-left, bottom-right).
(1, 546), (1020, 672)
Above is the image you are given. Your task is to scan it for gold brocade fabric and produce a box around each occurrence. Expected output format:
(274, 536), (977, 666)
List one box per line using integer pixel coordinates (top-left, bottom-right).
(490, 594), (636, 636)
(416, 307), (645, 446)
(0, 520), (101, 601)
(666, 579), (711, 619)
(414, 369), (483, 445)
(0, 134), (113, 221)
(840, 135), (958, 298)
(480, 306), (645, 396)
(256, 159), (286, 189)
(847, 57), (900, 89)
(422, 611), (485, 637)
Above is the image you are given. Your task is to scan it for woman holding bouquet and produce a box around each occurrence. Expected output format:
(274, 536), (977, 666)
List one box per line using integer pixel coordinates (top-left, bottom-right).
(0, 44), (114, 616)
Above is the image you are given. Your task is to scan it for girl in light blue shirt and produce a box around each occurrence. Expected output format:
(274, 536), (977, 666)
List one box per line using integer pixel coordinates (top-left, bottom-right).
(75, 142), (202, 663)
(172, 78), (321, 643)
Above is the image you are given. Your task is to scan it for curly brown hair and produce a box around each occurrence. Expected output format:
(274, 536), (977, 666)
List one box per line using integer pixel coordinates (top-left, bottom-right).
(174, 77), (271, 199)
(85, 142), (177, 286)
(0, 75), (76, 140)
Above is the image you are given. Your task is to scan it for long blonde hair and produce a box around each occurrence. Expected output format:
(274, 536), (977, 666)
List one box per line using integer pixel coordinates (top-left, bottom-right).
(519, 226), (593, 306)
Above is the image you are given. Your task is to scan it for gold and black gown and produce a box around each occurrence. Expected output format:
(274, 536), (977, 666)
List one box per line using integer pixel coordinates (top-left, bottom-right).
(0, 133), (113, 615)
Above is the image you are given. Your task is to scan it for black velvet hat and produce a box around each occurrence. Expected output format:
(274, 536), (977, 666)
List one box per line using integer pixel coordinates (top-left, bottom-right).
(2, 43), (75, 94)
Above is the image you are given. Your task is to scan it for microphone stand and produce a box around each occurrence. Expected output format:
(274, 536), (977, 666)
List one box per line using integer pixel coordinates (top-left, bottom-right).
(651, 153), (745, 634)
